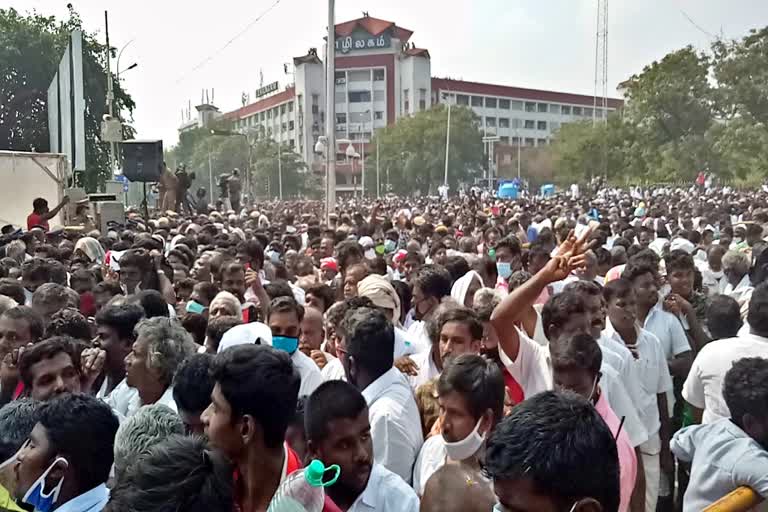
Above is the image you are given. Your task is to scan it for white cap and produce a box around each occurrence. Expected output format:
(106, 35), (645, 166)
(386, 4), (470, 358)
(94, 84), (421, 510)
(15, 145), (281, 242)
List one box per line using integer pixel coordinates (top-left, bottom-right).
(217, 322), (272, 353)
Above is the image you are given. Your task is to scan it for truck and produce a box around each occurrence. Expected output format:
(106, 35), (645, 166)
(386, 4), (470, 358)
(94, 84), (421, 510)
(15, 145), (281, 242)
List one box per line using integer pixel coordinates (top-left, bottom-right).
(0, 151), (72, 229)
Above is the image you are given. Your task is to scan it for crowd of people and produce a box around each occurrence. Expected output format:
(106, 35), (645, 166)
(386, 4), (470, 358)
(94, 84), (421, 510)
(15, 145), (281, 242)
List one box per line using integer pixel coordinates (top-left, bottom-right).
(1, 183), (768, 512)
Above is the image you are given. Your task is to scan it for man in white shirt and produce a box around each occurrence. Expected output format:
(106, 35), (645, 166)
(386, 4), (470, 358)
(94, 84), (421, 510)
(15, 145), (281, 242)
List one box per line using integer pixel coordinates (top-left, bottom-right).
(121, 317), (197, 419)
(603, 278), (674, 512)
(305, 380), (419, 512)
(408, 306), (483, 390)
(337, 307), (423, 484)
(723, 250), (754, 319)
(267, 296), (323, 397)
(412, 354), (505, 496)
(683, 285), (768, 424)
(673, 357), (768, 511)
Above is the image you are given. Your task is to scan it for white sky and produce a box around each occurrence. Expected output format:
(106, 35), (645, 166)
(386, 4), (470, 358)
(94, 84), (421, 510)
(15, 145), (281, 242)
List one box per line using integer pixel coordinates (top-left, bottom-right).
(10, 0), (768, 146)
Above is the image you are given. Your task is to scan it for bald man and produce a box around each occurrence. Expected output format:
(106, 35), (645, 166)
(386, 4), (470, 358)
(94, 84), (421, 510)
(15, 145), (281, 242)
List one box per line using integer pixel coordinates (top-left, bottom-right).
(420, 464), (495, 512)
(299, 306), (331, 370)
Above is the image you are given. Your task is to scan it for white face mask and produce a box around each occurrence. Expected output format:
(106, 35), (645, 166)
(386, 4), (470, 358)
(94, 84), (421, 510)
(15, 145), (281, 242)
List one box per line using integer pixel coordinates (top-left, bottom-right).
(443, 417), (486, 461)
(587, 375), (599, 403)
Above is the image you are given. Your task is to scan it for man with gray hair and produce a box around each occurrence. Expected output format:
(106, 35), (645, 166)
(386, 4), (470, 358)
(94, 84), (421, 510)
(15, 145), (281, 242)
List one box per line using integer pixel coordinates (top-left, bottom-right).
(0, 399), (41, 510)
(119, 317), (197, 419)
(722, 250), (753, 319)
(113, 403), (184, 483)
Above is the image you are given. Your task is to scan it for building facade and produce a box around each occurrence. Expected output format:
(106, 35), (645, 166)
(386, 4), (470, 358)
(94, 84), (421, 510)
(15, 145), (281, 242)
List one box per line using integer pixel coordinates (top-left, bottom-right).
(179, 14), (622, 195)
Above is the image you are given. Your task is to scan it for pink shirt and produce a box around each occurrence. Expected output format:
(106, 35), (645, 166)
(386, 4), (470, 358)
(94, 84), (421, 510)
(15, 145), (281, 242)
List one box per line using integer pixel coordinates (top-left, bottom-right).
(595, 390), (637, 512)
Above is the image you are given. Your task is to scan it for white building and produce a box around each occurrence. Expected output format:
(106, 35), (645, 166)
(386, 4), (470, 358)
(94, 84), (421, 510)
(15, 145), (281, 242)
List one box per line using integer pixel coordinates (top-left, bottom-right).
(180, 14), (622, 195)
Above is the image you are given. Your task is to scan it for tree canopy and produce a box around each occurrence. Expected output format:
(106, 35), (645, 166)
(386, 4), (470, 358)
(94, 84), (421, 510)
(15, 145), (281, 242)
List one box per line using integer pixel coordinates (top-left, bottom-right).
(0, 6), (135, 191)
(370, 105), (483, 195)
(551, 27), (768, 185)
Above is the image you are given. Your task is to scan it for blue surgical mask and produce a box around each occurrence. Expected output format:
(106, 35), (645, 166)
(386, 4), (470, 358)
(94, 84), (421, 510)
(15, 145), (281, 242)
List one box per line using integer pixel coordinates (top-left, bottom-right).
(496, 261), (512, 280)
(266, 250), (281, 264)
(22, 457), (68, 512)
(384, 239), (396, 253)
(186, 300), (206, 315)
(272, 335), (299, 354)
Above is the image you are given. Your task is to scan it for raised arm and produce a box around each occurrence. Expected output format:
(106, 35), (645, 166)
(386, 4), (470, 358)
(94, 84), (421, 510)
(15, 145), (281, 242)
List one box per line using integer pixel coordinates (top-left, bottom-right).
(42, 196), (70, 221)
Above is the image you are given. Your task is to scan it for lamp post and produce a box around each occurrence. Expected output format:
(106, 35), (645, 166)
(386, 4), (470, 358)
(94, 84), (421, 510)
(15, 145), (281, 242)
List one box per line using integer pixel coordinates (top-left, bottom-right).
(345, 143), (360, 196)
(442, 93), (452, 186)
(325, 0), (336, 224)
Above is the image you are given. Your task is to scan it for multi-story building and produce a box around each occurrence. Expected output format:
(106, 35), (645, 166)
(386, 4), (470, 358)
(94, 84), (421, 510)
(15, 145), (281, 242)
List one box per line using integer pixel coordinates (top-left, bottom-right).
(179, 14), (622, 195)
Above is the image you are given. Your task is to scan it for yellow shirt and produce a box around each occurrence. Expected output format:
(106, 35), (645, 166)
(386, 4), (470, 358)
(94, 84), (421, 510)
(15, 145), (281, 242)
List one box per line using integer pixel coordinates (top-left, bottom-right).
(0, 484), (23, 512)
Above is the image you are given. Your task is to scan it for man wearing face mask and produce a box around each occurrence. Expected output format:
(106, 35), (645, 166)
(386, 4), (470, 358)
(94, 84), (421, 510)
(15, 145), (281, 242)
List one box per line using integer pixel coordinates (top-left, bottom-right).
(551, 334), (640, 512)
(493, 236), (523, 294)
(14, 393), (119, 512)
(267, 296), (323, 397)
(405, 265), (452, 355)
(412, 354), (505, 496)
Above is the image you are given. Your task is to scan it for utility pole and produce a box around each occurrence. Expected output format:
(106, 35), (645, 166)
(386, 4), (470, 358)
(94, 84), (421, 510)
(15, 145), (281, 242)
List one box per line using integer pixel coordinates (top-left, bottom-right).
(325, 0), (336, 224)
(376, 140), (380, 198)
(104, 11), (116, 175)
(277, 142), (283, 200)
(443, 94), (451, 186)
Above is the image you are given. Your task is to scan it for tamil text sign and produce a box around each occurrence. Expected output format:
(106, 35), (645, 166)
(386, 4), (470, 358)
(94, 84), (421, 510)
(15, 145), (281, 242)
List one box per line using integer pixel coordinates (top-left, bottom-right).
(335, 30), (391, 54)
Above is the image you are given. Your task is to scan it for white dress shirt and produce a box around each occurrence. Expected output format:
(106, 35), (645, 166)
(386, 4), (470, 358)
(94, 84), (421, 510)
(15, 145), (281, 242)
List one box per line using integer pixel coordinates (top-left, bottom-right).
(407, 349), (440, 390)
(394, 326), (417, 358)
(404, 319), (431, 355)
(683, 332), (768, 424)
(125, 385), (178, 419)
(321, 357), (346, 381)
(348, 463), (420, 512)
(362, 368), (424, 485)
(601, 364), (649, 449)
(99, 378), (138, 420)
(412, 435), (447, 496)
(672, 418), (768, 512)
(291, 349), (324, 397)
(724, 273), (754, 320)
(603, 321), (673, 451)
(498, 327), (552, 398)
(598, 334), (647, 417)
(642, 303), (691, 360)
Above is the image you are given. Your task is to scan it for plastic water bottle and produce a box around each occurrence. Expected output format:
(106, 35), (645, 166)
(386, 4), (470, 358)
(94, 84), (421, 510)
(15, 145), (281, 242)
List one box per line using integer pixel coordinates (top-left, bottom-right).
(268, 459), (340, 512)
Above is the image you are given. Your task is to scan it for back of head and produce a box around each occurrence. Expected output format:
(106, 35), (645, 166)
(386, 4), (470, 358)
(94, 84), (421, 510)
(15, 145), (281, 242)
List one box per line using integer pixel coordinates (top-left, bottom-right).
(96, 304), (146, 341)
(421, 464), (495, 512)
(38, 393), (119, 492)
(706, 294), (742, 340)
(114, 404), (184, 481)
(485, 390), (619, 512)
(211, 344), (299, 449)
(106, 435), (233, 512)
(46, 307), (91, 341)
(0, 399), (41, 464)
(305, 380), (367, 444)
(413, 264), (452, 301)
(173, 353), (215, 417)
(131, 290), (169, 318)
(748, 283), (768, 338)
(342, 307), (394, 378)
(724, 357), (768, 430)
(541, 291), (586, 339)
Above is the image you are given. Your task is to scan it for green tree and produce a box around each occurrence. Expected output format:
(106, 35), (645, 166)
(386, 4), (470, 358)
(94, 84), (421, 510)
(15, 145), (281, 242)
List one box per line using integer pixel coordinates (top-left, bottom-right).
(0, 7), (135, 191)
(370, 105), (483, 195)
(251, 138), (307, 198)
(712, 27), (768, 123)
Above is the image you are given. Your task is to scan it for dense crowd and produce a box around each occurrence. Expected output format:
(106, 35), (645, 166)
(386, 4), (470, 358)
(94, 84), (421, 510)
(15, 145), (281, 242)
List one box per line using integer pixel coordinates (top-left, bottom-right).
(2, 183), (768, 512)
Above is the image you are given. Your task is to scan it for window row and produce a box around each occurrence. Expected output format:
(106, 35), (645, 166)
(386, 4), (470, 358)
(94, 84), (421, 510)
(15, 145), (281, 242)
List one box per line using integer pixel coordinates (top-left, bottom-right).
(454, 94), (609, 118)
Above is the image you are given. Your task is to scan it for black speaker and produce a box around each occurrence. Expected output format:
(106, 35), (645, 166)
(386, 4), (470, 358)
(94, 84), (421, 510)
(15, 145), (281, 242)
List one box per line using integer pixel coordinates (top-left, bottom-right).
(122, 140), (163, 182)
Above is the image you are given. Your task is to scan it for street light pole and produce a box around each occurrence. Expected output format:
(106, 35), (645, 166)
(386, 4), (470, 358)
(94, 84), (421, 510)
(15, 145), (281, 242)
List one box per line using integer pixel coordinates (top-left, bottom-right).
(325, 0), (336, 224)
(277, 142), (283, 200)
(376, 140), (380, 198)
(443, 94), (451, 186)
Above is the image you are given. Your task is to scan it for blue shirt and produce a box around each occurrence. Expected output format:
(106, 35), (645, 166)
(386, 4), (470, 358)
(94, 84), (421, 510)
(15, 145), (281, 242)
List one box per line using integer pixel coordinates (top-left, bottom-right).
(56, 484), (110, 512)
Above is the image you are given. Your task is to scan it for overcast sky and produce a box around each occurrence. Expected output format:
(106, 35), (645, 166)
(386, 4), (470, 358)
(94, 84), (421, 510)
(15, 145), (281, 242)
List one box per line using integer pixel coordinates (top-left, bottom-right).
(11, 0), (768, 146)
